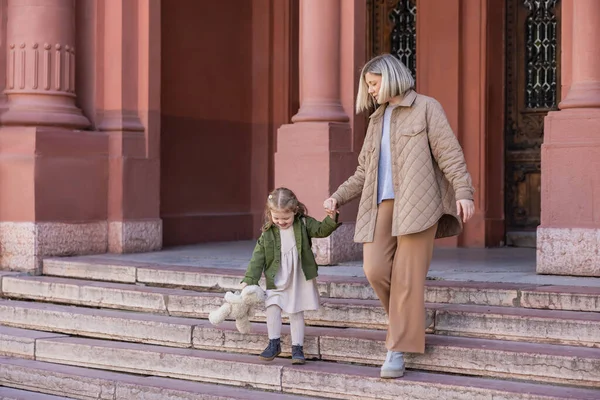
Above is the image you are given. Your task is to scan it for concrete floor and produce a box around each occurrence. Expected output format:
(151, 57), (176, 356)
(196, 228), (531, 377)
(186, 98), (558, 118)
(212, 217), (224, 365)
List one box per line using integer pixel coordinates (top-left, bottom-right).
(84, 241), (600, 288)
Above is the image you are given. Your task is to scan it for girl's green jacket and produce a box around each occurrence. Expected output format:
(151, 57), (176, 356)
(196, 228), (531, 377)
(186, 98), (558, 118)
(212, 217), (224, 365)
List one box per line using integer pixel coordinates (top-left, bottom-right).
(241, 214), (341, 289)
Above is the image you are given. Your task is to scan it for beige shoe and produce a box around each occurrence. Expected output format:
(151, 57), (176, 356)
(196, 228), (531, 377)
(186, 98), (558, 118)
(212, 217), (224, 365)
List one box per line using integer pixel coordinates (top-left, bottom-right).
(380, 351), (405, 379)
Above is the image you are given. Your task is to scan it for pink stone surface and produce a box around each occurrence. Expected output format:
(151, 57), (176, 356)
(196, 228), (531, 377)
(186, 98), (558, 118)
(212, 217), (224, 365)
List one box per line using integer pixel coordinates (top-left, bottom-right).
(312, 222), (362, 265)
(537, 227), (600, 277)
(292, 0), (348, 122)
(0, 0), (89, 128)
(108, 220), (162, 254)
(559, 0), (600, 108)
(0, 222), (107, 273)
(540, 107), (600, 278)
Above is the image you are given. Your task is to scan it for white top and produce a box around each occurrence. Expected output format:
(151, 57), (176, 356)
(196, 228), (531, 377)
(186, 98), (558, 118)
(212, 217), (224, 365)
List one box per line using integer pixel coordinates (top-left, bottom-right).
(377, 104), (398, 204)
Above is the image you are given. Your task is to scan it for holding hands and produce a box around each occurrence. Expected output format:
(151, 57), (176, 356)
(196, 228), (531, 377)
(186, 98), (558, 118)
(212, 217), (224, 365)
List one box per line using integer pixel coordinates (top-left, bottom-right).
(323, 197), (339, 218)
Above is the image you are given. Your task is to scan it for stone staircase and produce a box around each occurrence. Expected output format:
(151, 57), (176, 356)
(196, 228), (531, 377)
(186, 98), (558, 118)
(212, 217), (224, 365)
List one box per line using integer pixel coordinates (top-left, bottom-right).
(0, 257), (599, 399)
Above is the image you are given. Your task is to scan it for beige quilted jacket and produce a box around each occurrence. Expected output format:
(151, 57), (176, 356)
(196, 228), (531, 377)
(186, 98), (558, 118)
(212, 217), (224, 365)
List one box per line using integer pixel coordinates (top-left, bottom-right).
(331, 90), (474, 242)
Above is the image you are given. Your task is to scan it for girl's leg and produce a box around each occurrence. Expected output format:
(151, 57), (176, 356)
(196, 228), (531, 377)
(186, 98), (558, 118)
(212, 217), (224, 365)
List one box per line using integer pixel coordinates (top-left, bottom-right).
(289, 311), (305, 346)
(266, 305), (282, 339)
(289, 311), (306, 364)
(362, 200), (397, 313)
(260, 305), (282, 361)
(386, 222), (438, 354)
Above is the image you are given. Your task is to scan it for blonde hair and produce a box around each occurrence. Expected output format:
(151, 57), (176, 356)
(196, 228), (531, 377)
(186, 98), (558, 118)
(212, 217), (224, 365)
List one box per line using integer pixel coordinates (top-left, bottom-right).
(262, 187), (307, 231)
(356, 54), (415, 114)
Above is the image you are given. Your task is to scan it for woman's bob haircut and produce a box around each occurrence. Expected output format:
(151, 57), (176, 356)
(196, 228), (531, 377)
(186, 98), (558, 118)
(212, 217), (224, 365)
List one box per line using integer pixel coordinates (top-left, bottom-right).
(356, 54), (415, 114)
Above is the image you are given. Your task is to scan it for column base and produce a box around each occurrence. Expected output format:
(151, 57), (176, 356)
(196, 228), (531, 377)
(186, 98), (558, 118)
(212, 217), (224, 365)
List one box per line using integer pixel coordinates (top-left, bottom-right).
(108, 219), (163, 254)
(312, 222), (362, 265)
(537, 227), (600, 277)
(0, 221), (107, 273)
(559, 81), (600, 109)
(291, 100), (349, 123)
(0, 94), (91, 129)
(537, 109), (600, 277)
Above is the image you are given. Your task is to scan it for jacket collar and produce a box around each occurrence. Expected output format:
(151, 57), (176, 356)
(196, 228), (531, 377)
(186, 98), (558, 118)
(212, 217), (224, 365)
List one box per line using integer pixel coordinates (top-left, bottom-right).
(398, 89), (417, 106)
(270, 215), (303, 254)
(369, 89), (417, 119)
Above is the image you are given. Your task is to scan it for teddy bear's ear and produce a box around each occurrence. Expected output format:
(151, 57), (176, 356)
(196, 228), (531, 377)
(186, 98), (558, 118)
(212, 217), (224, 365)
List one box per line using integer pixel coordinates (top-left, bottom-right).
(225, 291), (243, 304)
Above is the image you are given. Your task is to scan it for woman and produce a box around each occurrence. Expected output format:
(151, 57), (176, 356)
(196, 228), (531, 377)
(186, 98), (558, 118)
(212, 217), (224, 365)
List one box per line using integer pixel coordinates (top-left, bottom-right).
(323, 54), (474, 379)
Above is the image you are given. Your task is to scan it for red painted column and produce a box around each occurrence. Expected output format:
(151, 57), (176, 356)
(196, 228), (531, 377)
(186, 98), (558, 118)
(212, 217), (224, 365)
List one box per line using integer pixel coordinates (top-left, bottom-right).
(1, 0), (89, 128)
(292, 0), (348, 123)
(101, 0), (162, 253)
(275, 0), (361, 264)
(0, 0), (108, 273)
(537, 0), (600, 276)
(558, 0), (600, 109)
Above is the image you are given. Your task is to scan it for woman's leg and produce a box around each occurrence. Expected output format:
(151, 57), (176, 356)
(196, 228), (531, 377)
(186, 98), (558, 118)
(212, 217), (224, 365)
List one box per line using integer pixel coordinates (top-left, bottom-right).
(386, 223), (438, 354)
(362, 200), (397, 313)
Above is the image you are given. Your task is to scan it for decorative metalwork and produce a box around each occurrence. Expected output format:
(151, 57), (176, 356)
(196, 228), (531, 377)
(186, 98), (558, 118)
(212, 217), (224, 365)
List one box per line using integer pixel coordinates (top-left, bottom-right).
(389, 0), (417, 79)
(505, 0), (561, 231)
(524, 0), (559, 109)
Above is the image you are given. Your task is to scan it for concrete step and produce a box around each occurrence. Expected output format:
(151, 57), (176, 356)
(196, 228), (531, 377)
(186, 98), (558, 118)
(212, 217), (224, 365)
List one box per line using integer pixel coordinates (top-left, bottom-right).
(0, 357), (320, 400)
(2, 275), (600, 347)
(0, 387), (75, 400)
(43, 257), (600, 312)
(192, 321), (600, 387)
(1, 311), (599, 387)
(0, 324), (67, 359)
(15, 335), (600, 400)
(0, 300), (199, 348)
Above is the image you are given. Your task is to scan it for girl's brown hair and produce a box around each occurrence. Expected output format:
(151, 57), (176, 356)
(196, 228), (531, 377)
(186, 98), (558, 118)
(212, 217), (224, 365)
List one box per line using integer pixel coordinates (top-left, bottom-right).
(262, 187), (307, 231)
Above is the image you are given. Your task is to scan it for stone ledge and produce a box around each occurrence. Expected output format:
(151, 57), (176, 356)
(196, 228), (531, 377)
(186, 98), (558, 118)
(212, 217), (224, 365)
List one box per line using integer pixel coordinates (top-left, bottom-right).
(108, 220), (162, 254)
(0, 325), (66, 359)
(41, 258), (600, 312)
(36, 337), (283, 390)
(2, 300), (599, 388)
(537, 227), (600, 277)
(0, 387), (73, 400)
(0, 299), (194, 348)
(0, 358), (310, 400)
(0, 222), (107, 273)
(23, 336), (600, 400)
(2, 275), (599, 346)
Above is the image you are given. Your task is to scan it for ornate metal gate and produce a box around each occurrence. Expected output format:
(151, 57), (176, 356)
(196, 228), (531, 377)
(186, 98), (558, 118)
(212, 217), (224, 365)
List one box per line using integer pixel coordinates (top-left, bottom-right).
(505, 0), (561, 236)
(367, 0), (417, 79)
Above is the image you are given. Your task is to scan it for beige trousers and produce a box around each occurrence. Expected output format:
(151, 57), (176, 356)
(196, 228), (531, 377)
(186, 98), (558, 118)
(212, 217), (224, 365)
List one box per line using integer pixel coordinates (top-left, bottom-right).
(363, 200), (437, 354)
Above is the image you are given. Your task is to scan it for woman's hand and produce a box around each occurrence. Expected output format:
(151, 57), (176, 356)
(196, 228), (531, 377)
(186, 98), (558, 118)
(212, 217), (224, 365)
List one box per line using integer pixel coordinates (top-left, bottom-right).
(456, 199), (475, 223)
(323, 197), (339, 217)
(240, 282), (248, 290)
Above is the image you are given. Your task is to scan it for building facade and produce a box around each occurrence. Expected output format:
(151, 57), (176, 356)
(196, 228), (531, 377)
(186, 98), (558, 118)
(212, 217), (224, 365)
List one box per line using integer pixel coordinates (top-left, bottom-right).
(0, 0), (597, 277)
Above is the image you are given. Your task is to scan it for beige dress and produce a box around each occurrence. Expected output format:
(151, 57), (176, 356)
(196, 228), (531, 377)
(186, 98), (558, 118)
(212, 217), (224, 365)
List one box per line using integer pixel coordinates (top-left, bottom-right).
(265, 226), (320, 314)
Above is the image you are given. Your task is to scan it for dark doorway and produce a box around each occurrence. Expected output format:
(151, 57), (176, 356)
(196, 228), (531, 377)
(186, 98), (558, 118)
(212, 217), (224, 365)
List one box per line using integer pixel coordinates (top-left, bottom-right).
(505, 0), (561, 247)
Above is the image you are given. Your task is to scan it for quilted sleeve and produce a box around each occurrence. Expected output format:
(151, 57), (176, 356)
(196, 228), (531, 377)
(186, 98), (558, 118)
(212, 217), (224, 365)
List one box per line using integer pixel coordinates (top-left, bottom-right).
(426, 99), (475, 201)
(330, 126), (372, 206)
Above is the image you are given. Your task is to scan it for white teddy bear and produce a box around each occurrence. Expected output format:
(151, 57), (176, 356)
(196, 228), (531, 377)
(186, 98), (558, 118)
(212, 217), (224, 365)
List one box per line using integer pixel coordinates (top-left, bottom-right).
(208, 285), (266, 334)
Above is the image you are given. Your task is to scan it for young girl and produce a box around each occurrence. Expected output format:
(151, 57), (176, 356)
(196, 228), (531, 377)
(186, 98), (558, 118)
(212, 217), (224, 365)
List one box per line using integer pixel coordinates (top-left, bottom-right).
(241, 187), (340, 364)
